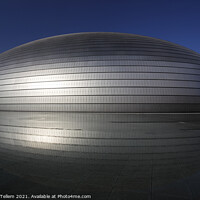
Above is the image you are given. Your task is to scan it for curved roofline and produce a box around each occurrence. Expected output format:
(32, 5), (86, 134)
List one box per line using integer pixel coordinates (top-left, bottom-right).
(1, 32), (199, 56)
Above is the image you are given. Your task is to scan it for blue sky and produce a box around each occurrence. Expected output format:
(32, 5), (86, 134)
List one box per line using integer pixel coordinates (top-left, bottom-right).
(0, 0), (200, 53)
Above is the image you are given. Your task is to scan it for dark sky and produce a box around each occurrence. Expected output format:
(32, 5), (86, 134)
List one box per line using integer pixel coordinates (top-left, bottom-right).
(0, 0), (200, 54)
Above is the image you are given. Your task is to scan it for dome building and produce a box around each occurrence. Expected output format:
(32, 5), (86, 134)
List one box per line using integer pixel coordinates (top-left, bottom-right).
(0, 33), (200, 198)
(0, 32), (200, 112)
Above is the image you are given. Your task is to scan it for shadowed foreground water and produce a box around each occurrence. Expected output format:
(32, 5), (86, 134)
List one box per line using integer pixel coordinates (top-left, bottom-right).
(0, 111), (200, 200)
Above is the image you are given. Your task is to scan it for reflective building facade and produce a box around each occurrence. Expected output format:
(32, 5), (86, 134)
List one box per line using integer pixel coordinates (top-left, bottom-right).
(0, 33), (200, 199)
(0, 32), (200, 112)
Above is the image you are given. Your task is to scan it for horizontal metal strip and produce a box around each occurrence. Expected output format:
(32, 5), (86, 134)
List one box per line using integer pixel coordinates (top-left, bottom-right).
(3, 49), (199, 60)
(0, 95), (200, 103)
(1, 55), (200, 68)
(0, 102), (199, 104)
(0, 60), (199, 73)
(1, 40), (194, 52)
(1, 65), (200, 81)
(2, 50), (198, 65)
(0, 85), (200, 93)
(1, 41), (196, 58)
(1, 66), (200, 81)
(0, 45), (197, 56)
(1, 57), (200, 72)
(0, 73), (200, 86)
(1, 79), (200, 89)
(0, 104), (199, 113)
(1, 42), (195, 58)
(2, 50), (199, 65)
(0, 88), (199, 97)
(1, 65), (200, 80)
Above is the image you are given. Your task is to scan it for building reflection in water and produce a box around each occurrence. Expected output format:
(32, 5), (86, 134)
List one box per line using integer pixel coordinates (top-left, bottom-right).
(0, 111), (200, 199)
